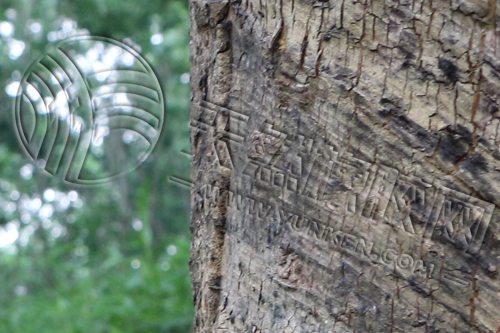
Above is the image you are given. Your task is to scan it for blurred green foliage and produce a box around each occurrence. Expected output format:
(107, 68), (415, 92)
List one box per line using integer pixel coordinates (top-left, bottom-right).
(0, 238), (193, 333)
(0, 0), (193, 332)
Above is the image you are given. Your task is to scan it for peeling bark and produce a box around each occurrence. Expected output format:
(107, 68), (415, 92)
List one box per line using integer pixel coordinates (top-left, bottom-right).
(190, 0), (500, 332)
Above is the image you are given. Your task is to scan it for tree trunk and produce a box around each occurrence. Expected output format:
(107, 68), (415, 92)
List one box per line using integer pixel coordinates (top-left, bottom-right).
(189, 0), (500, 331)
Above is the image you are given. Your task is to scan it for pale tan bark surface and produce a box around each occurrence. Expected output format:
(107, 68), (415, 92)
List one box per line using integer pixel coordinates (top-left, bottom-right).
(189, 0), (500, 331)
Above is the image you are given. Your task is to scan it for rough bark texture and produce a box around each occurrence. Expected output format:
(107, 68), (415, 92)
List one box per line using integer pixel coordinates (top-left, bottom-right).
(189, 0), (500, 331)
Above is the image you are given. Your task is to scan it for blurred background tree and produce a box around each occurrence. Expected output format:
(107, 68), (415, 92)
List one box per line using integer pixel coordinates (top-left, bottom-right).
(0, 0), (193, 332)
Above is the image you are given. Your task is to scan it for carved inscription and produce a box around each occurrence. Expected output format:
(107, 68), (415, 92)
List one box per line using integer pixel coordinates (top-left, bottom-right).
(385, 177), (495, 254)
(198, 183), (472, 289)
(192, 101), (495, 256)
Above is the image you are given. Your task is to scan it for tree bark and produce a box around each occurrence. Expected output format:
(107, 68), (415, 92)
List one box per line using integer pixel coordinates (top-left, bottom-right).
(189, 0), (500, 331)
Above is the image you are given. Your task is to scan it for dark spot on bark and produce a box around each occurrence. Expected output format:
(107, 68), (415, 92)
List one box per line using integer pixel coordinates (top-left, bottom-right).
(487, 99), (499, 114)
(452, 124), (473, 144)
(273, 305), (286, 319)
(322, 25), (344, 41)
(325, 297), (334, 310)
(399, 29), (419, 54)
(420, 69), (436, 81)
(401, 60), (414, 69)
(320, 65), (333, 75)
(208, 276), (222, 290)
(416, 130), (429, 141)
(438, 58), (459, 83)
(438, 125), (472, 164)
(412, 320), (427, 327)
(378, 109), (391, 117)
(328, 179), (350, 191)
(396, 45), (415, 60)
(391, 7), (407, 19)
(461, 153), (489, 177)
(333, 64), (355, 80)
(380, 97), (403, 111)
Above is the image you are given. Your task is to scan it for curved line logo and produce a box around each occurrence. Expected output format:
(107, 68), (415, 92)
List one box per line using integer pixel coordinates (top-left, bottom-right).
(13, 36), (164, 184)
